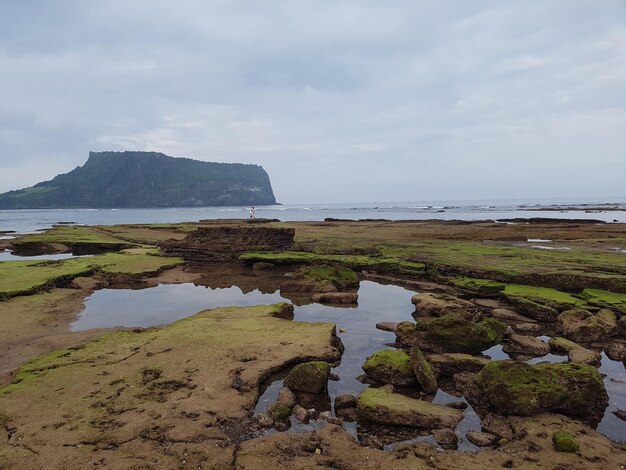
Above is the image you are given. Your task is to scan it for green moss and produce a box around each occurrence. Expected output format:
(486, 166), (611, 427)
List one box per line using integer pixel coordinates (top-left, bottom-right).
(420, 313), (506, 354)
(12, 225), (129, 246)
(0, 252), (184, 299)
(239, 251), (425, 275)
(1, 304), (337, 397)
(579, 289), (626, 314)
(503, 285), (587, 309)
(552, 431), (579, 452)
(268, 402), (292, 422)
(362, 350), (414, 386)
(478, 360), (605, 417)
(450, 277), (506, 295)
(0, 260), (96, 299)
(296, 265), (358, 290)
(283, 361), (331, 393)
(357, 387), (459, 417)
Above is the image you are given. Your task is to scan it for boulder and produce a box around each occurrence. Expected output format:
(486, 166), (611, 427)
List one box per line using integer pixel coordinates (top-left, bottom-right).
(409, 346), (438, 394)
(256, 413), (273, 428)
(362, 349), (417, 386)
(477, 361), (608, 422)
(502, 334), (549, 357)
(311, 292), (358, 304)
(491, 308), (537, 324)
(284, 361), (331, 394)
(432, 428), (458, 449)
(292, 404), (310, 422)
(402, 313), (507, 354)
(356, 387), (463, 429)
(548, 337), (601, 366)
(466, 431), (498, 447)
(604, 343), (626, 362)
(395, 321), (422, 347)
(334, 394), (357, 410)
(505, 297), (560, 322)
(510, 323), (542, 335)
(427, 353), (490, 377)
(411, 293), (476, 319)
(277, 386), (297, 409)
(267, 402), (292, 422)
(557, 308), (617, 342)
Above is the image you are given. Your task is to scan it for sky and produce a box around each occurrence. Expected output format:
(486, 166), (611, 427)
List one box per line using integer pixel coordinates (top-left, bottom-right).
(1, 1), (625, 204)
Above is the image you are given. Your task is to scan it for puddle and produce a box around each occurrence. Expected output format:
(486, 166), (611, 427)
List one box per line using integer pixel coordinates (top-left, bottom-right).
(0, 249), (93, 262)
(71, 277), (626, 447)
(71, 283), (285, 331)
(598, 353), (626, 443)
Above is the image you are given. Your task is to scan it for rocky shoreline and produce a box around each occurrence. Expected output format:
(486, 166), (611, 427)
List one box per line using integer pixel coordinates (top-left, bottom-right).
(0, 219), (625, 468)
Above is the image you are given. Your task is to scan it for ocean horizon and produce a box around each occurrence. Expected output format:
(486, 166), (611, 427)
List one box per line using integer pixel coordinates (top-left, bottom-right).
(1, 196), (625, 234)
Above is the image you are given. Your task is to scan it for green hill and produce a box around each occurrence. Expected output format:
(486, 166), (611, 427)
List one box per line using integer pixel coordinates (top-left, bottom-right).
(0, 151), (277, 208)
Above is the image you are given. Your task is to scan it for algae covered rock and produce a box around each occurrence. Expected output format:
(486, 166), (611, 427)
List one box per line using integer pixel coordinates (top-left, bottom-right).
(502, 333), (549, 357)
(552, 430), (579, 452)
(548, 337), (601, 366)
(284, 265), (359, 293)
(503, 285), (586, 323)
(421, 314), (507, 354)
(427, 353), (490, 377)
(557, 308), (617, 342)
(284, 361), (331, 394)
(267, 402), (292, 422)
(356, 387), (463, 429)
(450, 277), (506, 297)
(362, 349), (417, 386)
(477, 360), (608, 421)
(411, 293), (476, 319)
(579, 288), (626, 315)
(409, 346), (438, 394)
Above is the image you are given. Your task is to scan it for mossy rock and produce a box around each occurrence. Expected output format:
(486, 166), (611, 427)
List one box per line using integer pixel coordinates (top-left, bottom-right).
(411, 293), (476, 319)
(409, 347), (438, 394)
(503, 285), (587, 322)
(450, 277), (506, 297)
(557, 308), (617, 343)
(283, 361), (331, 394)
(504, 296), (560, 323)
(295, 265), (359, 290)
(552, 431), (579, 452)
(579, 289), (626, 315)
(427, 353), (490, 377)
(356, 387), (463, 429)
(362, 349), (416, 386)
(420, 314), (507, 354)
(548, 337), (600, 366)
(268, 402), (292, 422)
(478, 360), (607, 420)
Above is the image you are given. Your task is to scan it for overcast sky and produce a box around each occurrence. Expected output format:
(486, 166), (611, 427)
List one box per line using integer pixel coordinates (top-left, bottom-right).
(1, 1), (625, 203)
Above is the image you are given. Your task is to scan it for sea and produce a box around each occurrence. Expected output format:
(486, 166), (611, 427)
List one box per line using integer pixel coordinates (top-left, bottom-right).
(1, 197), (625, 234)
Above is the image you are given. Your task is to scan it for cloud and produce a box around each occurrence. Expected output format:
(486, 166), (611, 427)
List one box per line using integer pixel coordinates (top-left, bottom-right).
(1, 1), (625, 202)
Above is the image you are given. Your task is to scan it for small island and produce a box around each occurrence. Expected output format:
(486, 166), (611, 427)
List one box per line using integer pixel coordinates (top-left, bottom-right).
(0, 151), (277, 209)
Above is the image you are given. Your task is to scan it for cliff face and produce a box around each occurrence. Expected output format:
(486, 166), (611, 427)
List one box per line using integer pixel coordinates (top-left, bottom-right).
(0, 151), (277, 208)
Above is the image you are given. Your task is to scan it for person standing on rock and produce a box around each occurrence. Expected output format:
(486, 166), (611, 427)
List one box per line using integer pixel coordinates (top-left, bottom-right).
(249, 206), (255, 220)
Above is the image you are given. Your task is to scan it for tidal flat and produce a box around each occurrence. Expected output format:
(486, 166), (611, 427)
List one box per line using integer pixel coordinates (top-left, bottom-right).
(0, 219), (625, 469)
